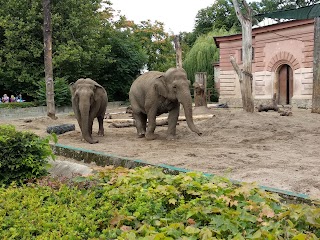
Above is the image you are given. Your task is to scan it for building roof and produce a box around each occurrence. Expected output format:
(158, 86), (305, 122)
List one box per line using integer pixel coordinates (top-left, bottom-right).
(213, 19), (314, 48)
(256, 3), (320, 20)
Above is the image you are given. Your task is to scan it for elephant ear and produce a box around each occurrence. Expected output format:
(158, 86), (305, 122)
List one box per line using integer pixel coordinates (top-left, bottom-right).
(154, 75), (168, 98)
(94, 82), (104, 89)
(69, 82), (76, 96)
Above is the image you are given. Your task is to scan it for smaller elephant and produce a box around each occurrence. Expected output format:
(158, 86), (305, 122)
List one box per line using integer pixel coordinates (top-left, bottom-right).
(129, 67), (202, 140)
(70, 78), (108, 144)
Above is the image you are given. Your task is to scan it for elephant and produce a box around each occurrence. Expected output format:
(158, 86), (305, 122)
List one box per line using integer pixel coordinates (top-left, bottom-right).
(70, 78), (108, 144)
(129, 67), (202, 140)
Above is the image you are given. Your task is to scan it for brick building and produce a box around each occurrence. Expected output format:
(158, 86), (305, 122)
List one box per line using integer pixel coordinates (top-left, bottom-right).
(214, 19), (314, 107)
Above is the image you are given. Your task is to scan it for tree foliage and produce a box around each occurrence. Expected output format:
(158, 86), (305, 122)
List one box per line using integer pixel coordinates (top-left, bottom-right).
(116, 17), (176, 72)
(183, 28), (236, 91)
(0, 125), (55, 185)
(0, 0), (150, 102)
(0, 0), (43, 97)
(194, 0), (241, 37)
(193, 0), (319, 39)
(0, 166), (319, 238)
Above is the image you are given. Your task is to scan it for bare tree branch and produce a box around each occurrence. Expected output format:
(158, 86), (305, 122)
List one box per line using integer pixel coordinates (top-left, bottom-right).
(230, 56), (242, 82)
(242, 0), (252, 19)
(232, 0), (244, 24)
(231, 0), (254, 112)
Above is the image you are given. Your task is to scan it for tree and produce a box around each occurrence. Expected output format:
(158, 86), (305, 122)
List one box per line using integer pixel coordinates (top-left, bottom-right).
(0, 0), (148, 102)
(132, 20), (176, 72)
(0, 0), (44, 98)
(174, 36), (182, 68)
(231, 0), (254, 112)
(98, 28), (148, 101)
(183, 29), (234, 96)
(194, 0), (242, 36)
(43, 0), (56, 119)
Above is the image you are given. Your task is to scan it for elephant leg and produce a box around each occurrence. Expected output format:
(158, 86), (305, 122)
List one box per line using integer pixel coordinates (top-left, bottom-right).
(89, 117), (95, 136)
(133, 112), (147, 138)
(146, 109), (158, 140)
(73, 106), (82, 133)
(97, 115), (104, 136)
(167, 105), (180, 140)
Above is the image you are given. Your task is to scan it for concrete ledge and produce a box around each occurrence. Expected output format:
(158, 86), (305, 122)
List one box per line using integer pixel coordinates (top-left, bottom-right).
(51, 143), (311, 204)
(0, 101), (127, 120)
(0, 106), (73, 119)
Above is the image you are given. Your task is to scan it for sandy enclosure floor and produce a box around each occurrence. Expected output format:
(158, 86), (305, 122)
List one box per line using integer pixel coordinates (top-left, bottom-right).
(2, 106), (320, 199)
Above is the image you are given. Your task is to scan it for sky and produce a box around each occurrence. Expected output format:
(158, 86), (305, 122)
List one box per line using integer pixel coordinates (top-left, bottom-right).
(110, 0), (215, 34)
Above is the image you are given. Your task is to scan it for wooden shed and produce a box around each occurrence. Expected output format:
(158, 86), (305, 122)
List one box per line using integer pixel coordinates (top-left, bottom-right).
(214, 19), (314, 108)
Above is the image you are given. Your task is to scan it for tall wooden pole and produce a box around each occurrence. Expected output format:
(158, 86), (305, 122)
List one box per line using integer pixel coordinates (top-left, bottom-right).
(311, 17), (320, 114)
(43, 0), (57, 119)
(174, 35), (183, 68)
(231, 0), (254, 112)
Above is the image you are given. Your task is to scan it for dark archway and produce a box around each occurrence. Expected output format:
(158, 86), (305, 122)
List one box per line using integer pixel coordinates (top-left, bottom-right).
(278, 64), (293, 105)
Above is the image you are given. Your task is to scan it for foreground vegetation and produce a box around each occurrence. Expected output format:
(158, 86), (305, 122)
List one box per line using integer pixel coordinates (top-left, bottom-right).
(0, 166), (319, 239)
(0, 125), (55, 185)
(1, 125), (319, 239)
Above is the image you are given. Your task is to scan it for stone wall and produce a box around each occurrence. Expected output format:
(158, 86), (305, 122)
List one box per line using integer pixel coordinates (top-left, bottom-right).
(0, 101), (127, 120)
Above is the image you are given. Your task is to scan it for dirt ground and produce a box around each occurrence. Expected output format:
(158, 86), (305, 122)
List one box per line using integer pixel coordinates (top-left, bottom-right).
(3, 105), (320, 199)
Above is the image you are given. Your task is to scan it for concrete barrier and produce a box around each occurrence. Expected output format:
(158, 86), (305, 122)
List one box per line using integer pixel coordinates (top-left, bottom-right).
(0, 106), (73, 120)
(51, 143), (311, 204)
(0, 101), (128, 120)
(48, 159), (93, 178)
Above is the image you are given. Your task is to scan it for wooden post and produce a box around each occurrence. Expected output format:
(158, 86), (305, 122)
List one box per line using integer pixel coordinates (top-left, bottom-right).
(174, 35), (182, 68)
(43, 0), (57, 119)
(231, 0), (254, 113)
(312, 17), (320, 114)
(193, 72), (207, 107)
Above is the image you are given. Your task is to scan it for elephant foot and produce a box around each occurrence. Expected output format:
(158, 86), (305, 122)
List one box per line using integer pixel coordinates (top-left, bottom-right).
(82, 137), (99, 144)
(145, 133), (158, 140)
(166, 134), (177, 141)
(137, 133), (145, 138)
(97, 131), (104, 136)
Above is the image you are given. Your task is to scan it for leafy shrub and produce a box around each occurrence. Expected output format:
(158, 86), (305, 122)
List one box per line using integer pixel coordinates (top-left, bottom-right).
(34, 77), (71, 107)
(0, 102), (36, 109)
(0, 166), (319, 239)
(0, 125), (56, 185)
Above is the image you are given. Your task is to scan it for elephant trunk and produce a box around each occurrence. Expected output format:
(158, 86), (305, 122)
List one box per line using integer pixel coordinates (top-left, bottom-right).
(79, 101), (96, 144)
(179, 91), (202, 136)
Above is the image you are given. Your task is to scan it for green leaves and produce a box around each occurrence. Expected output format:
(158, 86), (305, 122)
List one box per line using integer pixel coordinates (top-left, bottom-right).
(34, 77), (71, 107)
(0, 125), (55, 185)
(0, 166), (319, 238)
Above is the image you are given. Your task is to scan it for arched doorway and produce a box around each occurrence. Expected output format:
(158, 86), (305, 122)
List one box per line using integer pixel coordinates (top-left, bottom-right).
(278, 64), (293, 105)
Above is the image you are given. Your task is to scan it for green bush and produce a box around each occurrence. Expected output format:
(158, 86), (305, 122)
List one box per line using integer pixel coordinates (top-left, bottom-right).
(34, 77), (71, 107)
(0, 167), (319, 239)
(0, 102), (36, 109)
(0, 125), (56, 185)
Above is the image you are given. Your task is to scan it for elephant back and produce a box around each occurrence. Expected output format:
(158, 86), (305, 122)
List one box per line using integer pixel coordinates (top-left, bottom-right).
(130, 71), (163, 91)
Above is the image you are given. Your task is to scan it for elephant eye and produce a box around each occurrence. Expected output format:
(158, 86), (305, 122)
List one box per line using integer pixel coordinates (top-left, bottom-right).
(172, 85), (177, 91)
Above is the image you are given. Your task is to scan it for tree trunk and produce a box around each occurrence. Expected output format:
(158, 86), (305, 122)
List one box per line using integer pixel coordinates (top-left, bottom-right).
(194, 72), (207, 107)
(312, 17), (320, 114)
(231, 0), (254, 113)
(43, 0), (57, 119)
(174, 35), (182, 68)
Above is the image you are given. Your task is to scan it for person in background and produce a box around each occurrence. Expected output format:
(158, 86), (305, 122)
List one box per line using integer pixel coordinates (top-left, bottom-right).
(10, 95), (16, 102)
(2, 94), (9, 103)
(16, 93), (23, 102)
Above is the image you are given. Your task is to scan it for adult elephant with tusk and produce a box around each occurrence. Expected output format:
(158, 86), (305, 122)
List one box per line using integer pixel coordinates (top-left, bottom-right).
(129, 67), (202, 140)
(70, 78), (108, 144)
